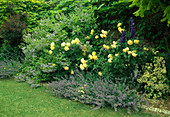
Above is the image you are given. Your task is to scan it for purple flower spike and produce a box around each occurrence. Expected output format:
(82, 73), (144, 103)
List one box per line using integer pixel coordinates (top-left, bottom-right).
(130, 17), (135, 39)
(119, 31), (126, 43)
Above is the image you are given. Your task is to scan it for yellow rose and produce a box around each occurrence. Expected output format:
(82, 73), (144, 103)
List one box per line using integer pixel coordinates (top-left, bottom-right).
(49, 50), (52, 54)
(75, 38), (80, 45)
(83, 52), (86, 56)
(103, 34), (107, 38)
(92, 51), (96, 56)
(143, 47), (149, 51)
(123, 49), (127, 53)
(61, 42), (66, 47)
(132, 53), (137, 57)
(52, 64), (56, 66)
(105, 46), (110, 50)
(66, 42), (71, 47)
(90, 29), (94, 35)
(128, 51), (132, 54)
(127, 40), (133, 45)
(95, 35), (99, 39)
(100, 34), (104, 38)
(71, 40), (75, 44)
(103, 31), (108, 35)
(87, 36), (90, 39)
(83, 63), (88, 68)
(51, 42), (55, 47)
(125, 47), (129, 51)
(89, 54), (93, 59)
(111, 44), (117, 48)
(80, 64), (85, 70)
(50, 46), (55, 50)
(98, 72), (102, 76)
(118, 27), (124, 33)
(64, 46), (69, 51)
(134, 40), (139, 44)
(108, 59), (112, 63)
(103, 44), (106, 48)
(117, 23), (122, 27)
(64, 66), (69, 70)
(93, 55), (98, 61)
(108, 54), (112, 58)
(115, 53), (119, 57)
(113, 41), (117, 45)
(71, 70), (74, 74)
(101, 30), (104, 33)
(81, 58), (87, 64)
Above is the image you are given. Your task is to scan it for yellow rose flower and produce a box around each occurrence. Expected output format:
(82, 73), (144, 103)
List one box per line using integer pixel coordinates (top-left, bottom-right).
(75, 38), (80, 45)
(95, 35), (99, 39)
(92, 51), (96, 56)
(80, 64), (85, 70)
(103, 34), (107, 38)
(143, 47), (149, 51)
(115, 53), (119, 57)
(108, 54), (112, 58)
(123, 49), (127, 53)
(50, 45), (55, 50)
(49, 50), (52, 54)
(93, 55), (98, 61)
(66, 42), (71, 47)
(128, 51), (132, 54)
(90, 29), (94, 35)
(132, 53), (137, 57)
(64, 66), (69, 70)
(87, 36), (90, 39)
(103, 31), (108, 35)
(125, 47), (129, 51)
(100, 34), (105, 38)
(89, 54), (93, 59)
(71, 40), (75, 44)
(83, 52), (86, 56)
(105, 46), (110, 50)
(118, 27), (124, 33)
(64, 46), (69, 51)
(117, 23), (122, 27)
(71, 70), (74, 74)
(108, 59), (112, 63)
(83, 63), (88, 68)
(51, 42), (55, 47)
(81, 58), (87, 64)
(134, 40), (139, 44)
(98, 72), (102, 76)
(61, 42), (66, 47)
(113, 41), (117, 45)
(127, 40), (133, 45)
(103, 44), (106, 48)
(111, 44), (117, 48)
(52, 64), (56, 66)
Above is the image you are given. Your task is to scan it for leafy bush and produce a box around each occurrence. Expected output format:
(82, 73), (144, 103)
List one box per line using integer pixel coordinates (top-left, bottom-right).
(0, 12), (27, 47)
(137, 56), (169, 99)
(48, 70), (147, 114)
(0, 0), (54, 33)
(15, 4), (98, 85)
(93, 0), (170, 53)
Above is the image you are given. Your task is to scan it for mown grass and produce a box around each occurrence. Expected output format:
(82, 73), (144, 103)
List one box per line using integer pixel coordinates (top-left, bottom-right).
(0, 79), (162, 117)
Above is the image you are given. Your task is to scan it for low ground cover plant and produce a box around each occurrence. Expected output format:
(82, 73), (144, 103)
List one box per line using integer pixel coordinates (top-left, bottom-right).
(48, 70), (147, 114)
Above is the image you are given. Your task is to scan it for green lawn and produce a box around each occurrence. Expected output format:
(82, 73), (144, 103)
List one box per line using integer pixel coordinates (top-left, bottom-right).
(0, 79), (161, 117)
